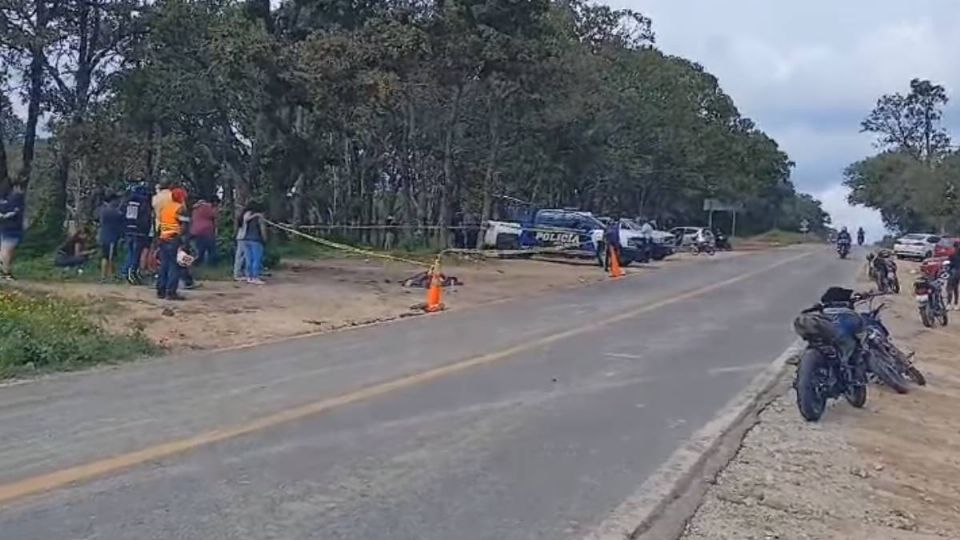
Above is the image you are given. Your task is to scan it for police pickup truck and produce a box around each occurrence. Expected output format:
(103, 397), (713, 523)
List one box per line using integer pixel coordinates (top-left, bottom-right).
(483, 208), (655, 266)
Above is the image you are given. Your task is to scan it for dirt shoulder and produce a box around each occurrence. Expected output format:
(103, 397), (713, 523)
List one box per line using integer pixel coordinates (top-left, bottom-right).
(16, 251), (739, 351)
(681, 264), (960, 540)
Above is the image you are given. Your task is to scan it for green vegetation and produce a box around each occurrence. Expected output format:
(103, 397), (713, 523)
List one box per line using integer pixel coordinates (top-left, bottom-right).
(0, 288), (158, 379)
(1, 0), (829, 253)
(742, 229), (819, 247)
(845, 79), (957, 233)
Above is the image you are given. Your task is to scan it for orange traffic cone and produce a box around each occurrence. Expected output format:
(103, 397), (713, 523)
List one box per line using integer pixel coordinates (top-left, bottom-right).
(608, 246), (625, 278)
(424, 271), (444, 312)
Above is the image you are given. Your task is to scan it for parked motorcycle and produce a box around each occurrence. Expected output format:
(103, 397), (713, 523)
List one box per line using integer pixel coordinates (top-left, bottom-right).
(792, 288), (869, 421)
(713, 229), (732, 251)
(837, 239), (851, 259)
(914, 272), (949, 328)
(859, 299), (926, 392)
(874, 257), (900, 294)
(691, 241), (716, 256)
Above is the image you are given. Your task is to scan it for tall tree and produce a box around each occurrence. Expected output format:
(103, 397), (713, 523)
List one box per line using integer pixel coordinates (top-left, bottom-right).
(861, 78), (952, 164)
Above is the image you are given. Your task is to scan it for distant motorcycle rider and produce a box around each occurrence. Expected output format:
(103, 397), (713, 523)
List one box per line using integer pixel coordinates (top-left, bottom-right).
(837, 227), (852, 246)
(856, 227), (865, 246)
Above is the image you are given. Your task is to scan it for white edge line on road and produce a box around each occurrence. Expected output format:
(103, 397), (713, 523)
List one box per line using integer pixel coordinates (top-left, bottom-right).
(582, 339), (805, 540)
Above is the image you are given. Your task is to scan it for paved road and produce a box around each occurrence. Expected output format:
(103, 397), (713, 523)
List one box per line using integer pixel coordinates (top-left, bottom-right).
(0, 247), (857, 540)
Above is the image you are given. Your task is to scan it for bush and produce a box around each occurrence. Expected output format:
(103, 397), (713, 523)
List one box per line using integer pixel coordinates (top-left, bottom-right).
(0, 289), (158, 378)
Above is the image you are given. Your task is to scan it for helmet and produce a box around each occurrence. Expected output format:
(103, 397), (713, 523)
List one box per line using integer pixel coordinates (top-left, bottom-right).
(841, 226), (848, 233)
(176, 248), (195, 267)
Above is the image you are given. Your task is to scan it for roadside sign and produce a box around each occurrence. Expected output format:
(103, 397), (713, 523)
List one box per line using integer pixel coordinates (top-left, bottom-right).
(703, 199), (744, 212)
(799, 219), (809, 233)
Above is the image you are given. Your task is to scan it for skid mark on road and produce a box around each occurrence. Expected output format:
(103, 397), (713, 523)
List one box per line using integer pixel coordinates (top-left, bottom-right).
(0, 250), (815, 508)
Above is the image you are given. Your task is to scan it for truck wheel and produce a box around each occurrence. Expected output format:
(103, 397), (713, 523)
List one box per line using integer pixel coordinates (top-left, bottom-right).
(495, 234), (520, 251)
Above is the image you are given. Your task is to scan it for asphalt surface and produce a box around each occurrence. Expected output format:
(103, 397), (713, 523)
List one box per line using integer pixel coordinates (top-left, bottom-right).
(0, 246), (857, 540)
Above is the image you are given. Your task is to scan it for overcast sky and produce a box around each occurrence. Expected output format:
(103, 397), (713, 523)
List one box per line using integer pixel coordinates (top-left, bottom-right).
(607, 0), (960, 240)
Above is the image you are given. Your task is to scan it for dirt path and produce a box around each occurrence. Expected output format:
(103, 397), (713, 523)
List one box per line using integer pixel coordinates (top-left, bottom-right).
(19, 252), (735, 351)
(681, 263), (960, 540)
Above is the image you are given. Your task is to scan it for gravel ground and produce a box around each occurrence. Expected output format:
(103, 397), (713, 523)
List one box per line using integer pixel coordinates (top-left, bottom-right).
(681, 266), (960, 540)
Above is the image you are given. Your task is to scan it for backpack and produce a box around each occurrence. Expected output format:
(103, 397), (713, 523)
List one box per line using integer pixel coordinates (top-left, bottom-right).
(123, 192), (152, 235)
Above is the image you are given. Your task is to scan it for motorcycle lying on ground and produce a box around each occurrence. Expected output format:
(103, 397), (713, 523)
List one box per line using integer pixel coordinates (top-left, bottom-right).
(837, 239), (851, 259)
(792, 288), (869, 422)
(914, 271), (949, 328)
(859, 298), (926, 392)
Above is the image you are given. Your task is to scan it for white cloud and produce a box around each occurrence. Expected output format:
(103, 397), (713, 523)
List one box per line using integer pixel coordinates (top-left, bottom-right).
(614, 0), (959, 231)
(814, 184), (887, 243)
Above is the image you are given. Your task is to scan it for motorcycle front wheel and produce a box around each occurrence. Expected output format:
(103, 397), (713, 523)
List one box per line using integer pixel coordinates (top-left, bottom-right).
(867, 350), (910, 394)
(796, 349), (829, 421)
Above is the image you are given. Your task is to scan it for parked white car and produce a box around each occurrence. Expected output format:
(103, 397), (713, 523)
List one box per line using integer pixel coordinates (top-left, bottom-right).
(893, 233), (940, 260)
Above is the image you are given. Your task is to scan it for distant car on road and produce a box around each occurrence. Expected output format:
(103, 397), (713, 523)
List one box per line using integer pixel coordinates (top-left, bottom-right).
(893, 233), (940, 260)
(934, 236), (960, 258)
(669, 227), (715, 249)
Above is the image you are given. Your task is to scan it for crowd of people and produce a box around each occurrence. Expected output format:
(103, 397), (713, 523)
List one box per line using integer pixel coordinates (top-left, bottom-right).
(0, 180), (270, 300)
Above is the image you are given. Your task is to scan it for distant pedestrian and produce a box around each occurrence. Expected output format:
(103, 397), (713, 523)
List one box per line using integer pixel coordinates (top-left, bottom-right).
(0, 183), (26, 280)
(236, 202), (267, 285)
(190, 197), (218, 266)
(602, 216), (622, 272)
(948, 241), (960, 309)
(54, 227), (95, 271)
(120, 182), (154, 284)
(97, 191), (124, 281)
(156, 187), (190, 300)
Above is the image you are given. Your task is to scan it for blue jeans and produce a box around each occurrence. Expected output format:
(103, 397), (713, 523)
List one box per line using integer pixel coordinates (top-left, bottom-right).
(233, 241), (247, 278)
(241, 240), (264, 279)
(122, 235), (147, 277)
(157, 239), (180, 296)
(194, 235), (217, 266)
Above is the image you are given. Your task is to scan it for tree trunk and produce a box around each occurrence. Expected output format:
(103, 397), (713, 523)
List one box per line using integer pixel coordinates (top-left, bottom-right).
(437, 84), (463, 248)
(476, 106), (501, 249)
(0, 114), (9, 193)
(18, 0), (47, 186)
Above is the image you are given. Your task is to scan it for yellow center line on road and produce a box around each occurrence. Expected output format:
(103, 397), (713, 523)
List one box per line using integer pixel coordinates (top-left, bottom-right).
(0, 249), (817, 507)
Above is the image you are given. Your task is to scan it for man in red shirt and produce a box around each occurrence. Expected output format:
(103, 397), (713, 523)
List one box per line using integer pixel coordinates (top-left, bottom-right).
(190, 197), (218, 266)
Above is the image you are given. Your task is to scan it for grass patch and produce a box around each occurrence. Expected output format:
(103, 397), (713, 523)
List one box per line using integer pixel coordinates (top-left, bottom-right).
(0, 287), (159, 379)
(739, 229), (819, 246)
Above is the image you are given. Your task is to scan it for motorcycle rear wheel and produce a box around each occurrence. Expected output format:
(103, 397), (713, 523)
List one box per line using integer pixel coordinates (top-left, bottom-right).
(920, 307), (934, 328)
(796, 349), (829, 421)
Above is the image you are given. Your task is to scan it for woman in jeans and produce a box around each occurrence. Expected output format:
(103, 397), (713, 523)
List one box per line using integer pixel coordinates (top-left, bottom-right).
(236, 202), (267, 285)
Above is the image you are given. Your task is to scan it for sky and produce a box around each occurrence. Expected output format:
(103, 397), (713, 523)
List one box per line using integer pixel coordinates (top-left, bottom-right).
(609, 0), (960, 241)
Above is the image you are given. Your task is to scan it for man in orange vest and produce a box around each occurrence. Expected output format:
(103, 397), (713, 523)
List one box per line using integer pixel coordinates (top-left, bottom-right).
(156, 187), (190, 300)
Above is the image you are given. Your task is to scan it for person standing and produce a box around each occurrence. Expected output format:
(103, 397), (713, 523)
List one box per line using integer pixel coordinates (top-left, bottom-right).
(602, 216), (621, 272)
(236, 202), (267, 285)
(120, 183), (153, 284)
(97, 192), (125, 281)
(190, 197), (218, 266)
(947, 241), (960, 310)
(156, 187), (190, 300)
(0, 183), (26, 280)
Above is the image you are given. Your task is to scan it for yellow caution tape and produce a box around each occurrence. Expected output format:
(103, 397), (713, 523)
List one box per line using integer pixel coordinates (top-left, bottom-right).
(265, 220), (439, 270)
